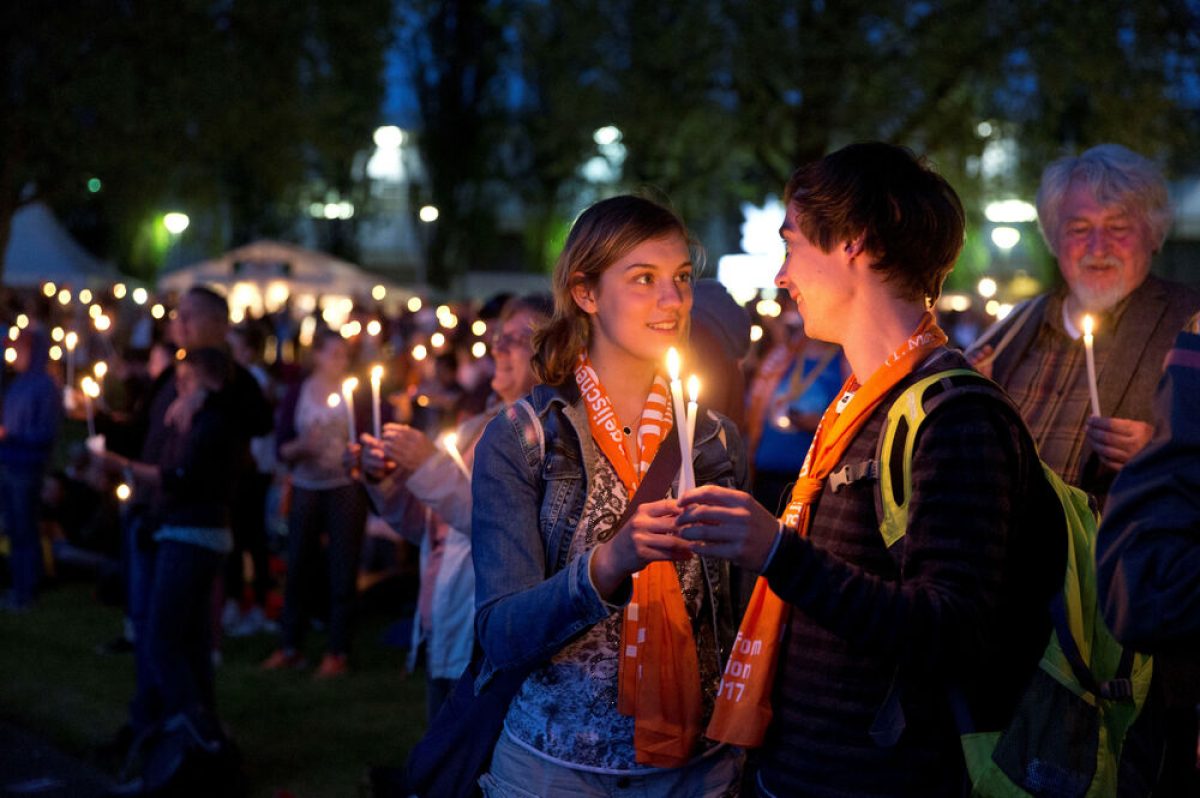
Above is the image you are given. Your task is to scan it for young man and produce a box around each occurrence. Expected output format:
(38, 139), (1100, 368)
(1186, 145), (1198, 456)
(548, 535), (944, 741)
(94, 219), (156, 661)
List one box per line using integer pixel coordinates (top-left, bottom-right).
(677, 142), (1064, 796)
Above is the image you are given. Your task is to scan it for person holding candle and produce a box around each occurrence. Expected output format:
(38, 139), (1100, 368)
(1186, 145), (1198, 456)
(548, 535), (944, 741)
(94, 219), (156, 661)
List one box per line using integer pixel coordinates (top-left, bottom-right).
(354, 294), (552, 725)
(468, 196), (746, 796)
(265, 328), (371, 678)
(966, 144), (1200, 506)
(674, 143), (1066, 796)
(0, 325), (60, 611)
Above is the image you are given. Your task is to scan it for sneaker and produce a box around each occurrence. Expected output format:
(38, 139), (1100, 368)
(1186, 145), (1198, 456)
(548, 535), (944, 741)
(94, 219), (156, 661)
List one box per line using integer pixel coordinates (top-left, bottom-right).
(260, 649), (306, 671)
(220, 599), (242, 631)
(229, 605), (277, 638)
(313, 653), (348, 679)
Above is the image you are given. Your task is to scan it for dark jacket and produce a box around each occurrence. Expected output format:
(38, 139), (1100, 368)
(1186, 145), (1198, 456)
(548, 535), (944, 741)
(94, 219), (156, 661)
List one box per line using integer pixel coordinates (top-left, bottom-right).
(0, 327), (61, 471)
(157, 390), (239, 529)
(1098, 328), (1200, 655)
(758, 349), (1065, 797)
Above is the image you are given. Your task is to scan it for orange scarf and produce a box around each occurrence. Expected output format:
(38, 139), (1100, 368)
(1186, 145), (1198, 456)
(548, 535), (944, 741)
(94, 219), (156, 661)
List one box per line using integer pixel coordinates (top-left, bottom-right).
(574, 354), (703, 768)
(706, 314), (948, 748)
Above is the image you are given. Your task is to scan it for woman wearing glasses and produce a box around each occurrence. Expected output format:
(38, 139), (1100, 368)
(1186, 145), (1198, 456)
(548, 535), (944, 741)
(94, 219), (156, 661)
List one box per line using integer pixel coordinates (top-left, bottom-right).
(356, 295), (553, 719)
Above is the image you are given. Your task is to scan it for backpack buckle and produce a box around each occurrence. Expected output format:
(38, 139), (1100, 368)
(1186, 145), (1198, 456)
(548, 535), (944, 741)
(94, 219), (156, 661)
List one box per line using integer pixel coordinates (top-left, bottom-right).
(1099, 678), (1134, 701)
(829, 460), (878, 493)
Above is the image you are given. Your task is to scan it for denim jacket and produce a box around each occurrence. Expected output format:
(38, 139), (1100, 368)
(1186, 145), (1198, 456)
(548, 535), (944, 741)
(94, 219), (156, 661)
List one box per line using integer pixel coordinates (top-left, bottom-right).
(471, 380), (748, 689)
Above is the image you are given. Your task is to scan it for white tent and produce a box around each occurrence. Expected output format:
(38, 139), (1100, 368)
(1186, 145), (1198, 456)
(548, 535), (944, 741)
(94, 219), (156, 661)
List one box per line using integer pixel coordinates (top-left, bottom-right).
(158, 239), (414, 324)
(2, 202), (120, 287)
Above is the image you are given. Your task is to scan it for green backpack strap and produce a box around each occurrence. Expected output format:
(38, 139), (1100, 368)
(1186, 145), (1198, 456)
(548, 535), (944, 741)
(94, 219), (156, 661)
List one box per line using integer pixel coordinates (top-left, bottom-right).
(874, 368), (997, 548)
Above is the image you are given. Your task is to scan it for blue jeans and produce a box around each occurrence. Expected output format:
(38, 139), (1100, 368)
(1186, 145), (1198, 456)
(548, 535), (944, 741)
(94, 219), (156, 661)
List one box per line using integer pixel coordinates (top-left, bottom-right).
(282, 483), (367, 655)
(1, 466), (44, 607)
(125, 510), (161, 733)
(147, 540), (225, 735)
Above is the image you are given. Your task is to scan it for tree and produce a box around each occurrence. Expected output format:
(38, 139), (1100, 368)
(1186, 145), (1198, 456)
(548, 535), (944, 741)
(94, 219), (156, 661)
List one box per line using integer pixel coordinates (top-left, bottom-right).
(1, 0), (392, 283)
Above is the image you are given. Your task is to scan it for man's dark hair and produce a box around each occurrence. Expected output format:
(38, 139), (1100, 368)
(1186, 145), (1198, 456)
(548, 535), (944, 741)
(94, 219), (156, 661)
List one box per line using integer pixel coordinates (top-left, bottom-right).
(784, 142), (965, 304)
(183, 346), (233, 389)
(185, 285), (230, 322)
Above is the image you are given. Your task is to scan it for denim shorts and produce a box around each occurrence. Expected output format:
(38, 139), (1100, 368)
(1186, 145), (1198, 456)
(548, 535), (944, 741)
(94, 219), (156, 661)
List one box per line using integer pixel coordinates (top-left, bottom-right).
(480, 731), (742, 798)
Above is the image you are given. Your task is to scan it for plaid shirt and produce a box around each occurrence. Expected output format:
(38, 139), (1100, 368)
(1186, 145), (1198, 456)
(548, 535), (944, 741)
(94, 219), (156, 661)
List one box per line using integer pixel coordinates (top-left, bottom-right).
(1002, 288), (1135, 489)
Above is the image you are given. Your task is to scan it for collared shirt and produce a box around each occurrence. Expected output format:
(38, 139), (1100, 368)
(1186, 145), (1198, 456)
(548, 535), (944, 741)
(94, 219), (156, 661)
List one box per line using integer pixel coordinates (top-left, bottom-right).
(1003, 288), (1134, 489)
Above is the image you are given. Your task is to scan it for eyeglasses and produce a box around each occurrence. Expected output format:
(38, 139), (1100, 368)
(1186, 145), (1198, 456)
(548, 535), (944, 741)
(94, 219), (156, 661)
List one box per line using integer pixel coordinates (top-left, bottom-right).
(490, 331), (532, 352)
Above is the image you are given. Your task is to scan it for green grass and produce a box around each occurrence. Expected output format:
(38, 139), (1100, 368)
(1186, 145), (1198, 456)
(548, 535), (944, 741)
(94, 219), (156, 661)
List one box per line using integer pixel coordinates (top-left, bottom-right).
(0, 582), (429, 798)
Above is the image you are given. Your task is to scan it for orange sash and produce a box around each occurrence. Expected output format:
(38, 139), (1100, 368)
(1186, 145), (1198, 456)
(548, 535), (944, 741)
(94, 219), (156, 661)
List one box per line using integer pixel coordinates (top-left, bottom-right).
(706, 314), (948, 747)
(574, 354), (703, 768)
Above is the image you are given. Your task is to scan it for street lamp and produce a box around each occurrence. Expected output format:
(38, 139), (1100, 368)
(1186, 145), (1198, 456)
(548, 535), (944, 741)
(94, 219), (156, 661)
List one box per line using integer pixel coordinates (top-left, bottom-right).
(163, 212), (190, 235)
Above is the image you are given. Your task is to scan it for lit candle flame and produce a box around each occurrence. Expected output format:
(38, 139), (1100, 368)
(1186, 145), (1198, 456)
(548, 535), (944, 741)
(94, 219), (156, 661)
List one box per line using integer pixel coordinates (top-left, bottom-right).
(342, 376), (359, 394)
(687, 374), (700, 403)
(94, 361), (108, 379)
(65, 331), (78, 350)
(371, 364), (383, 384)
(81, 376), (101, 399)
(327, 393), (341, 409)
(116, 483), (132, 502)
(666, 347), (681, 381)
(1081, 314), (1094, 337)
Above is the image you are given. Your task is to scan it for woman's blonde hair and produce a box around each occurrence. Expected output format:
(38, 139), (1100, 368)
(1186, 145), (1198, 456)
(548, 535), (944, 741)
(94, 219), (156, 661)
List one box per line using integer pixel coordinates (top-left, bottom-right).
(531, 195), (694, 386)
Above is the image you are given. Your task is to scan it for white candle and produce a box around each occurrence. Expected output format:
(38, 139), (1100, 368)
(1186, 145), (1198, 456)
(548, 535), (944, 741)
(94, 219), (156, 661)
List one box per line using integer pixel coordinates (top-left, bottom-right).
(666, 347), (694, 494)
(443, 432), (471, 478)
(81, 376), (100, 438)
(65, 331), (78, 387)
(686, 375), (700, 464)
(370, 364), (384, 439)
(341, 377), (359, 443)
(1081, 314), (1102, 417)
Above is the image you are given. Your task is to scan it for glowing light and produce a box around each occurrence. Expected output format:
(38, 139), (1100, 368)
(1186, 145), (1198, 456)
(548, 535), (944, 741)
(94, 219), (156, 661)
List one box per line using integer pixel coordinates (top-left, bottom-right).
(755, 299), (782, 318)
(416, 395), (429, 407)
(750, 325), (764, 343)
(113, 283), (127, 299)
(58, 289), (72, 305)
(937, 294), (972, 313)
(94, 361), (108, 379)
(776, 415), (792, 429)
(16, 314), (29, 329)
(471, 320), (487, 336)
(372, 284), (386, 301)
(7, 326), (16, 341)
(163, 212), (190, 234)
(436, 305), (450, 318)
(175, 348), (187, 361)
(985, 300), (1001, 316)
(407, 297), (422, 313)
(984, 199), (1037, 224)
(89, 304), (103, 319)
(81, 376), (101, 399)
(51, 327), (64, 342)
(150, 304), (165, 320)
(593, 126), (621, 146)
(373, 125), (405, 149)
(440, 314), (458, 330)
(991, 226), (1021, 251)
(88, 178), (102, 193)
(996, 303), (1014, 320)
(688, 375), (700, 404)
(42, 282), (57, 298)
(4, 348), (16, 364)
(65, 331), (78, 351)
(340, 321), (363, 338)
(264, 281), (290, 313)
(977, 277), (998, 299)
(327, 393), (341, 409)
(366, 320), (382, 337)
(430, 332), (446, 348)
(666, 347), (681, 381)
(116, 483), (132, 501)
(419, 205), (439, 223)
(976, 121), (994, 138)
(1082, 314), (1095, 337)
(49, 345), (63, 361)
(132, 287), (149, 305)
(471, 341), (487, 358)
(412, 344), (428, 361)
(79, 289), (93, 304)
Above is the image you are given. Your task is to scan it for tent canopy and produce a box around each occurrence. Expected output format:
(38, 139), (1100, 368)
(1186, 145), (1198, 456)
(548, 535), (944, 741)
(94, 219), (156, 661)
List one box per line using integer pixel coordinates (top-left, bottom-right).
(2, 202), (120, 287)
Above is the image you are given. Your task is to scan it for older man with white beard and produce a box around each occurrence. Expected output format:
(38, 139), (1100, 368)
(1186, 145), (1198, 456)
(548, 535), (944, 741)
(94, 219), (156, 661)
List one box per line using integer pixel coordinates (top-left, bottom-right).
(968, 143), (1199, 508)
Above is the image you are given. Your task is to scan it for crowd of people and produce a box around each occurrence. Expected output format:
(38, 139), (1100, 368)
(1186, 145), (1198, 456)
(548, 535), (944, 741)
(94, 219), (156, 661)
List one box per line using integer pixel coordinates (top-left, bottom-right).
(1, 140), (1198, 797)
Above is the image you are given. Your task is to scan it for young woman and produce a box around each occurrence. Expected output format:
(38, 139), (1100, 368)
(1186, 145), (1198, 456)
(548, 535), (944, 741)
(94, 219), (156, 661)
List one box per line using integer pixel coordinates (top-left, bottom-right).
(264, 328), (369, 677)
(470, 196), (746, 797)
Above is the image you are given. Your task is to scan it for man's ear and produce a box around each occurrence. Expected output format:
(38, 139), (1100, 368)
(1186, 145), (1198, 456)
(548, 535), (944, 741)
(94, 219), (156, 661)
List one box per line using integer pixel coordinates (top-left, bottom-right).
(843, 235), (866, 260)
(571, 276), (597, 314)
